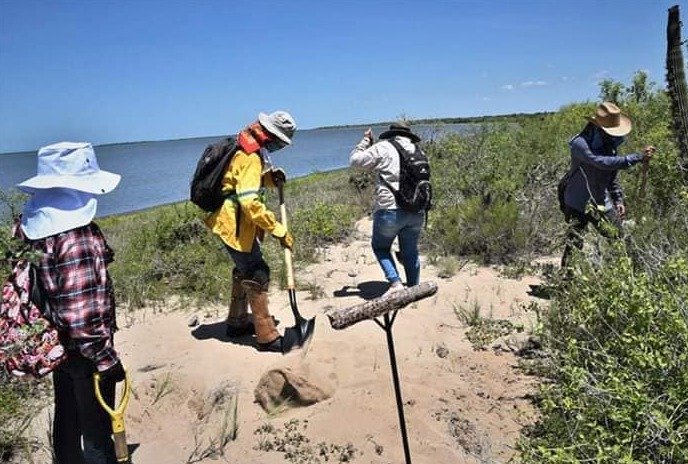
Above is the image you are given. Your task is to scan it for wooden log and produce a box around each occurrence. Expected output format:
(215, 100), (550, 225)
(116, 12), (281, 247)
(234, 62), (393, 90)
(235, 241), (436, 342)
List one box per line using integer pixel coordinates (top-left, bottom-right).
(327, 281), (438, 330)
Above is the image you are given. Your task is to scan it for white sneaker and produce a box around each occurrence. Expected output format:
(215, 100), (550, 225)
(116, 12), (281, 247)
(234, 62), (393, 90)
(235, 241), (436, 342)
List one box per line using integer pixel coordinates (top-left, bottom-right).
(381, 281), (404, 299)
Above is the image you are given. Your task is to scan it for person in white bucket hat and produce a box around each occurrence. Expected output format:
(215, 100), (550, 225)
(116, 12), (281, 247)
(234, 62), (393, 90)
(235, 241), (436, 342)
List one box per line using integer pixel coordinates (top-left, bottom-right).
(17, 141), (121, 239)
(14, 142), (126, 463)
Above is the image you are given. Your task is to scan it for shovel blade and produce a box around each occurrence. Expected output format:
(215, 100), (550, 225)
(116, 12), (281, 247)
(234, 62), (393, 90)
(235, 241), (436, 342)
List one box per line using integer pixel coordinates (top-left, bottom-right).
(282, 317), (316, 353)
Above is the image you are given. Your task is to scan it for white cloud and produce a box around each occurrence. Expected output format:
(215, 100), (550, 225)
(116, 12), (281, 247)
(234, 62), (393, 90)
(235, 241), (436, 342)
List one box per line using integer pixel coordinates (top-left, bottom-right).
(521, 80), (548, 87)
(501, 84), (514, 91)
(561, 76), (569, 81)
(482, 96), (491, 101)
(593, 70), (610, 80)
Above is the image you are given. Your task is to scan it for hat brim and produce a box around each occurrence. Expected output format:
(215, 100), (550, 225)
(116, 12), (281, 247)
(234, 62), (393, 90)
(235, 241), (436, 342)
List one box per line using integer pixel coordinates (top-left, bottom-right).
(379, 129), (421, 143)
(258, 112), (292, 145)
(588, 115), (632, 137)
(20, 195), (97, 240)
(17, 171), (121, 195)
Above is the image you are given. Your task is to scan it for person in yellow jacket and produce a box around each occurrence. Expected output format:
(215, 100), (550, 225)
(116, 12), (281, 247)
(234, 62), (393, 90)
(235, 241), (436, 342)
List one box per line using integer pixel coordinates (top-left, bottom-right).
(205, 111), (296, 353)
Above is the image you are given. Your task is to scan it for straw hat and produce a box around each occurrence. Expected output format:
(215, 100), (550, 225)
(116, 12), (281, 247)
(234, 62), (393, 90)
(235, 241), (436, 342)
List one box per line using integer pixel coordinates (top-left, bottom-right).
(588, 102), (632, 137)
(17, 142), (121, 194)
(379, 121), (421, 143)
(258, 111), (297, 145)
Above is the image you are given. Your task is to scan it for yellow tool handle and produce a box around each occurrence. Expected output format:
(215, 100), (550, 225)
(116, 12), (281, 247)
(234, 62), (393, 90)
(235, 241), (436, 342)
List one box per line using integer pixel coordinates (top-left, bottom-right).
(279, 199), (296, 290)
(94, 369), (132, 463)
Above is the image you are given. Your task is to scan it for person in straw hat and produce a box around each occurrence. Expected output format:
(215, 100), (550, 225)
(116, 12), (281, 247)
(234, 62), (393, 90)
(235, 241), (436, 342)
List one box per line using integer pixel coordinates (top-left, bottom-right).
(14, 142), (126, 463)
(203, 111), (300, 353)
(560, 102), (655, 268)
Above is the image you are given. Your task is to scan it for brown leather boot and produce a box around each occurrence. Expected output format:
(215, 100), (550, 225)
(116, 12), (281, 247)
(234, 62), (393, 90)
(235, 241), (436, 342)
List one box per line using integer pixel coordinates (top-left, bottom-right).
(242, 279), (281, 352)
(226, 269), (252, 337)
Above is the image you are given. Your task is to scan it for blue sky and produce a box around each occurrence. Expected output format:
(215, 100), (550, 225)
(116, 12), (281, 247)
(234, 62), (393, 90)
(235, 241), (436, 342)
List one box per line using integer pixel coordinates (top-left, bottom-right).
(0, 0), (684, 153)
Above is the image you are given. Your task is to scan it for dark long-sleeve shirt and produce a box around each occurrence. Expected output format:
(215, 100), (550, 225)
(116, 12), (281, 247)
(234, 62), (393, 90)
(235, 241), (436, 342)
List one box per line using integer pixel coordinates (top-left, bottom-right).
(564, 128), (643, 213)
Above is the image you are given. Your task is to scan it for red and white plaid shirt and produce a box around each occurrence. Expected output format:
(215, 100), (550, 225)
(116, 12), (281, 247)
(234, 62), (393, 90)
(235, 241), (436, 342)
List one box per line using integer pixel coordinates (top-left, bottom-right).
(15, 221), (119, 372)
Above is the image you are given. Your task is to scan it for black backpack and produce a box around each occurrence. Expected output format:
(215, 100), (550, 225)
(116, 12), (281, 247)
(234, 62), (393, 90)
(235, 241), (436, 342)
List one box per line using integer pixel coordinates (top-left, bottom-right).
(384, 139), (432, 213)
(557, 168), (574, 214)
(189, 137), (239, 212)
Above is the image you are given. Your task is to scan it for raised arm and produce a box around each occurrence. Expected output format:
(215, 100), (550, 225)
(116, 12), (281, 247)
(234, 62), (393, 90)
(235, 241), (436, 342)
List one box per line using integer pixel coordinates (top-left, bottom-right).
(350, 129), (385, 170)
(570, 136), (642, 171)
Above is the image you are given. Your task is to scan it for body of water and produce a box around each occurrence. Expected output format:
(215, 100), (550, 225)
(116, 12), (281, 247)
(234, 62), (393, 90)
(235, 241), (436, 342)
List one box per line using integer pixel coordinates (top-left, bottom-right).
(0, 124), (469, 217)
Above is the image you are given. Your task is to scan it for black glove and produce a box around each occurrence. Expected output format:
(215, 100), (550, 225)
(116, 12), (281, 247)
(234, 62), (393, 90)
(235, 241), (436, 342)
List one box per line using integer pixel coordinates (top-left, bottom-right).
(274, 231), (294, 249)
(99, 361), (126, 383)
(271, 168), (287, 186)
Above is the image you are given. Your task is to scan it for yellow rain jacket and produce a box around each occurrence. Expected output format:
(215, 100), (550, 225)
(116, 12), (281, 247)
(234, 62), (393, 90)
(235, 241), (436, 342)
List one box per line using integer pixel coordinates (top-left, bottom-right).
(204, 150), (286, 252)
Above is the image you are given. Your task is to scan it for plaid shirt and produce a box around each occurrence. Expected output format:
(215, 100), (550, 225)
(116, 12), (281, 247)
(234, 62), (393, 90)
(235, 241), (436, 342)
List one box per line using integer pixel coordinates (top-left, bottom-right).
(15, 221), (119, 372)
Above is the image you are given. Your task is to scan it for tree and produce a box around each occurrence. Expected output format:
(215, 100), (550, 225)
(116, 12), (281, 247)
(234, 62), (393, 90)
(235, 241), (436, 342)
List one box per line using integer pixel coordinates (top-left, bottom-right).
(598, 78), (625, 104)
(628, 70), (654, 103)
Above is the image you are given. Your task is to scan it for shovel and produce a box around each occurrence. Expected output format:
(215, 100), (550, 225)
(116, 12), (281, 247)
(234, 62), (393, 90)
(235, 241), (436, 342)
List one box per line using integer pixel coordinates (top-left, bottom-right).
(276, 179), (316, 351)
(94, 369), (132, 463)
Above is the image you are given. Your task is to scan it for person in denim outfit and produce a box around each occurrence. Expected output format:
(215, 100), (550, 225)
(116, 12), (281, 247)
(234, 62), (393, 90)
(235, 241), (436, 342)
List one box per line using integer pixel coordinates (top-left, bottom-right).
(561, 102), (655, 268)
(350, 122), (425, 297)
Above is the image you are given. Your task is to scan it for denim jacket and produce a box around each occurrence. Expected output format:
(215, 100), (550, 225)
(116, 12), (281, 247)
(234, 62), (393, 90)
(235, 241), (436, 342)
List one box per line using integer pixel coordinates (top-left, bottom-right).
(563, 126), (643, 213)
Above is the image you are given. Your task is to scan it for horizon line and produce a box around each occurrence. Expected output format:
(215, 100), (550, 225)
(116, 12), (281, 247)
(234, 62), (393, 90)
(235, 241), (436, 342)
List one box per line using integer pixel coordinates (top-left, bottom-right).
(0, 110), (552, 155)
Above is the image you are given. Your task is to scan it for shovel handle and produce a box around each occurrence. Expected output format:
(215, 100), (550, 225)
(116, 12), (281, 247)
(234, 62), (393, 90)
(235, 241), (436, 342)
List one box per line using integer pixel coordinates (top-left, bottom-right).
(113, 431), (129, 463)
(94, 370), (132, 463)
(277, 181), (296, 290)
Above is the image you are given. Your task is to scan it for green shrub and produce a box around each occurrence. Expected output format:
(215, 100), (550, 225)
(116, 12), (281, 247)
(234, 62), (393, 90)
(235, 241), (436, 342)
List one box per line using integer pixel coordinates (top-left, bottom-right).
(292, 202), (360, 250)
(427, 196), (526, 263)
(0, 374), (48, 460)
(521, 245), (688, 463)
(101, 202), (233, 308)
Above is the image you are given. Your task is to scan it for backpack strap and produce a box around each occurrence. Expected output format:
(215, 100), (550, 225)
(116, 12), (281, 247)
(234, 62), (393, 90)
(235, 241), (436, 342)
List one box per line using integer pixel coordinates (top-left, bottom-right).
(379, 139), (406, 194)
(387, 139), (408, 164)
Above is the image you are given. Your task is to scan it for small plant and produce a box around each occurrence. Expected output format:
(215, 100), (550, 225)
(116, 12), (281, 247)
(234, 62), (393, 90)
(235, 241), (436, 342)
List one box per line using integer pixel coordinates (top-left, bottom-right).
(305, 281), (326, 301)
(254, 419), (359, 463)
(0, 373), (49, 461)
(186, 389), (239, 463)
(151, 372), (175, 406)
(453, 300), (520, 350)
(453, 299), (482, 327)
(435, 255), (464, 279)
(465, 318), (517, 351)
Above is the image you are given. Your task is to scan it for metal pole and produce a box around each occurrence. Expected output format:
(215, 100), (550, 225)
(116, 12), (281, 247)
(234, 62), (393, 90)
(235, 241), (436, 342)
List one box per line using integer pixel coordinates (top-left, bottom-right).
(381, 312), (412, 464)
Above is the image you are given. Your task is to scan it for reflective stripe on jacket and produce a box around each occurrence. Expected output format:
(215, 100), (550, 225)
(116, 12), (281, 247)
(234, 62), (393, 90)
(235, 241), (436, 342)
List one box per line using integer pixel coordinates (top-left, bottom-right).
(204, 149), (286, 252)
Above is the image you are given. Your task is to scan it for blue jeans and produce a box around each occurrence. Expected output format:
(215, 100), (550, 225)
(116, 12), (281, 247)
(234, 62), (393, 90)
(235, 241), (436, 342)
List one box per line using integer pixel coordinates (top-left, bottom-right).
(371, 209), (424, 286)
(53, 352), (116, 464)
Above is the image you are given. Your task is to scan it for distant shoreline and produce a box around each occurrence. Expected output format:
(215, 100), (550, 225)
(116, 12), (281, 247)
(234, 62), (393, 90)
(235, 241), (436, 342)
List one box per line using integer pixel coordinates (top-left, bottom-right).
(312, 111), (552, 130)
(0, 111), (552, 155)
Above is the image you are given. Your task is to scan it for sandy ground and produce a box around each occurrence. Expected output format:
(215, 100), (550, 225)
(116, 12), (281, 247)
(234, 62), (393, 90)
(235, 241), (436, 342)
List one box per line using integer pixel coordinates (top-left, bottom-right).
(29, 218), (545, 464)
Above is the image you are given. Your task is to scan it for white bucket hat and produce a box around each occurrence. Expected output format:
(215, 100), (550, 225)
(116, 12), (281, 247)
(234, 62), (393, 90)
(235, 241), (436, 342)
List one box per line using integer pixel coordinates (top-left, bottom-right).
(17, 142), (120, 239)
(20, 188), (97, 240)
(258, 111), (297, 145)
(17, 142), (121, 194)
